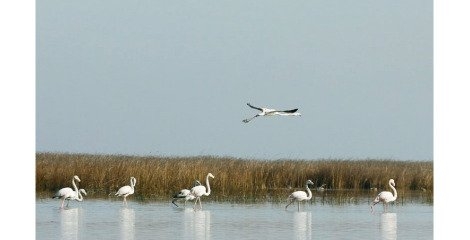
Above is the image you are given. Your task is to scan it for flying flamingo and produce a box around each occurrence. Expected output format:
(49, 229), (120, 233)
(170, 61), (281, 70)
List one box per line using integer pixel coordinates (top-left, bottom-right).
(285, 180), (314, 211)
(172, 180), (202, 207)
(191, 173), (215, 210)
(370, 179), (397, 213)
(115, 177), (137, 205)
(52, 175), (82, 208)
(242, 103), (301, 123)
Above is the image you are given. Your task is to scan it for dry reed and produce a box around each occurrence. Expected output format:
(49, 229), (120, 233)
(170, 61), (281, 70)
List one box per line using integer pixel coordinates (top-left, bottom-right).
(36, 152), (433, 202)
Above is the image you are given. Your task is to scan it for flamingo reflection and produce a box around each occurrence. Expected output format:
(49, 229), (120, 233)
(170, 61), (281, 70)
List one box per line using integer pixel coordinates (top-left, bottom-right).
(293, 211), (312, 240)
(184, 208), (211, 240)
(120, 208), (135, 240)
(380, 213), (397, 240)
(60, 207), (81, 240)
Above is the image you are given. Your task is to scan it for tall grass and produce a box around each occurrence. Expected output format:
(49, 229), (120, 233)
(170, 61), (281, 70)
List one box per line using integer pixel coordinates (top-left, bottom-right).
(36, 152), (433, 202)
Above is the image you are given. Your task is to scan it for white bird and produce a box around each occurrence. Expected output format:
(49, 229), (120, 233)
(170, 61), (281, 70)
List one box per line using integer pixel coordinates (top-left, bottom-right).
(370, 179), (397, 213)
(242, 103), (301, 123)
(52, 175), (82, 208)
(316, 184), (327, 191)
(285, 180), (314, 211)
(172, 180), (202, 207)
(191, 173), (215, 210)
(115, 177), (137, 205)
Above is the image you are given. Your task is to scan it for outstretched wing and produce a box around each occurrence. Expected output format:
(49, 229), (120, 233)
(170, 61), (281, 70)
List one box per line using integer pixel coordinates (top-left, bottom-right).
(247, 103), (263, 111)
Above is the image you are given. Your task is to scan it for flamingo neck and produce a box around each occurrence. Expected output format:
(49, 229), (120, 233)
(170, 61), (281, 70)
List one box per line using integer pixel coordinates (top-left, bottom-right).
(306, 184), (312, 200)
(390, 181), (397, 200)
(76, 190), (83, 201)
(72, 177), (78, 193)
(130, 178), (135, 189)
(204, 174), (211, 196)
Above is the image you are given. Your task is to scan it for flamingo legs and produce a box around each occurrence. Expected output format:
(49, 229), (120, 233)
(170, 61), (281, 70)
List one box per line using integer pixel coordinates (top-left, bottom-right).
(371, 201), (391, 213)
(285, 199), (301, 211)
(285, 199), (305, 212)
(193, 198), (198, 210)
(193, 197), (203, 210)
(285, 200), (294, 210)
(60, 198), (71, 209)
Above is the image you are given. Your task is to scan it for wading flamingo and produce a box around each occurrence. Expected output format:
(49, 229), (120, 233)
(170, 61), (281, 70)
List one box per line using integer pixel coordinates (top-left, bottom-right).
(370, 179), (397, 213)
(172, 180), (202, 207)
(52, 175), (81, 208)
(242, 103), (301, 123)
(316, 184), (327, 191)
(115, 177), (136, 205)
(285, 180), (314, 211)
(191, 173), (215, 210)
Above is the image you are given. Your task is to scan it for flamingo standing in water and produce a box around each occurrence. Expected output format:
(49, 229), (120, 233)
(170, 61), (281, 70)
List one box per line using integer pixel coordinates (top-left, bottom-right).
(52, 175), (82, 208)
(191, 173), (215, 210)
(370, 179), (397, 213)
(285, 180), (314, 211)
(115, 177), (136, 205)
(172, 180), (202, 207)
(242, 103), (301, 123)
(316, 184), (327, 191)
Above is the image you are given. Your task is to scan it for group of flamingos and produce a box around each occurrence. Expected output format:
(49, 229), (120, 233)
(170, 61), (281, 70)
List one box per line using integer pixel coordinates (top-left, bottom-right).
(53, 173), (215, 210)
(53, 173), (397, 212)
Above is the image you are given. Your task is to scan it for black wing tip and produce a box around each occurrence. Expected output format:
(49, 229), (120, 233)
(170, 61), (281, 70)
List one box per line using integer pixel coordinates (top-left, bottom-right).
(284, 108), (298, 113)
(246, 103), (263, 111)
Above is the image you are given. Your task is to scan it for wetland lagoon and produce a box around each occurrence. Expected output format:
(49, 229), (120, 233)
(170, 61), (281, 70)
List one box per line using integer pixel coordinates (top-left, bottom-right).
(36, 153), (433, 239)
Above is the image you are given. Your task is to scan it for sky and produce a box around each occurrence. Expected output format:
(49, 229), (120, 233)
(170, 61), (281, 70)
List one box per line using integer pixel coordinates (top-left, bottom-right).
(35, 0), (433, 161)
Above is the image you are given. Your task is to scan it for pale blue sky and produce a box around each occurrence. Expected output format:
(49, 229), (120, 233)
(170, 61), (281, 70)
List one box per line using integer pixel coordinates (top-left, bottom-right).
(36, 0), (433, 160)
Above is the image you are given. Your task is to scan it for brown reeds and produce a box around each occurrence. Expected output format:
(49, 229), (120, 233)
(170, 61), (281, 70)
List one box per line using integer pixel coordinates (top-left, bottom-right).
(36, 152), (433, 202)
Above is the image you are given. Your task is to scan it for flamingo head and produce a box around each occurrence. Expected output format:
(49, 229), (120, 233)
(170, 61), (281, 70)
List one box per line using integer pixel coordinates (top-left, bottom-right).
(208, 173), (215, 179)
(74, 175), (81, 182)
(79, 189), (87, 196)
(389, 179), (395, 187)
(194, 180), (202, 186)
(131, 177), (137, 186)
(306, 180), (314, 185)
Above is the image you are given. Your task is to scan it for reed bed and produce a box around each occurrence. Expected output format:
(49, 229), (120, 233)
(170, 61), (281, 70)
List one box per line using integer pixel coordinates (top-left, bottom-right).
(36, 152), (433, 203)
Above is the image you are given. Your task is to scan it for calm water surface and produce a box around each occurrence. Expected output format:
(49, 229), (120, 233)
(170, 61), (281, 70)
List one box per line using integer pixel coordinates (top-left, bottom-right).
(36, 198), (432, 240)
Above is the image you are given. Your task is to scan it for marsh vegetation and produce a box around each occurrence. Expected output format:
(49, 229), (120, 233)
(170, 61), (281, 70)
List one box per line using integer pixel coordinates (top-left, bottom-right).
(36, 153), (433, 203)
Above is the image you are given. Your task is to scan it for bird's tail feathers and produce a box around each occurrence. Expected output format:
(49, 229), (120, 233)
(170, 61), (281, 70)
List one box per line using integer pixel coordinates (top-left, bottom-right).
(173, 194), (186, 199)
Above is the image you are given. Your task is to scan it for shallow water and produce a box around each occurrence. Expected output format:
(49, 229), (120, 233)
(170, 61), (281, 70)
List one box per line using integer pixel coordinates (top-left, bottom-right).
(36, 198), (432, 240)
